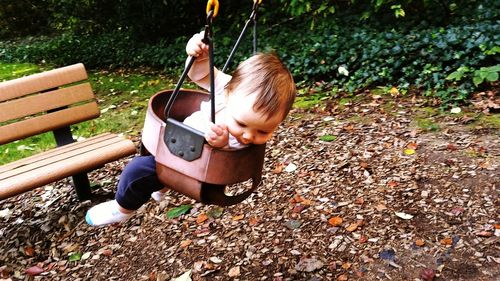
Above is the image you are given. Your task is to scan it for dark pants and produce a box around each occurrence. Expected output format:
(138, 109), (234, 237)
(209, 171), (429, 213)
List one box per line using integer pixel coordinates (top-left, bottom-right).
(115, 155), (164, 210)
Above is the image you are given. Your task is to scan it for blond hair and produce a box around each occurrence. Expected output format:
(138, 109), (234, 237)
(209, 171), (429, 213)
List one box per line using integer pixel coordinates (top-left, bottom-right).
(225, 52), (296, 121)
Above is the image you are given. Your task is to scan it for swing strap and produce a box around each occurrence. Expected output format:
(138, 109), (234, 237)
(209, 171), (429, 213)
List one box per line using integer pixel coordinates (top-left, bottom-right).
(164, 5), (218, 123)
(222, 0), (263, 72)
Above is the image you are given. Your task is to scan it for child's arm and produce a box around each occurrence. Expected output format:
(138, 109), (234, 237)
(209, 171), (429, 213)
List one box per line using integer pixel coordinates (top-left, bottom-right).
(185, 31), (220, 91)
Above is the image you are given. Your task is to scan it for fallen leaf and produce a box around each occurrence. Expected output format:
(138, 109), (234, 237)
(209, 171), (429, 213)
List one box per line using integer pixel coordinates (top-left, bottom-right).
(346, 223), (358, 232)
(420, 268), (436, 281)
(328, 216), (343, 226)
(337, 274), (348, 281)
(475, 231), (493, 237)
(295, 257), (324, 272)
(447, 143), (458, 151)
(354, 197), (364, 205)
(284, 163), (297, 173)
(68, 252), (82, 262)
(232, 214), (245, 221)
(24, 246), (35, 257)
(273, 162), (284, 174)
(209, 256), (222, 264)
(319, 135), (337, 142)
(207, 206), (224, 218)
(167, 205), (192, 219)
(180, 239), (192, 248)
(387, 181), (399, 188)
(25, 266), (44, 276)
(285, 220), (302, 230)
(359, 235), (368, 243)
(290, 194), (304, 203)
(196, 213), (208, 224)
(341, 262), (351, 269)
(415, 239), (425, 247)
(404, 149), (415, 155)
(440, 237), (453, 245)
(395, 212), (413, 220)
(406, 142), (418, 150)
(248, 217), (259, 226)
(389, 87), (399, 96)
(171, 270), (192, 281)
(292, 204), (306, 213)
(81, 252), (91, 260)
(228, 266), (240, 277)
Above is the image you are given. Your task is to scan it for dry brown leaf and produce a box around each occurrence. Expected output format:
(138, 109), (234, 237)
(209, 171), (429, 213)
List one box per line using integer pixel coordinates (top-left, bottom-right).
(337, 274), (348, 281)
(342, 262), (351, 269)
(24, 246), (35, 257)
(406, 142), (418, 150)
(415, 239), (425, 247)
(354, 197), (364, 205)
(346, 223), (358, 232)
(273, 162), (284, 174)
(232, 214), (245, 221)
(359, 235), (368, 243)
(196, 213), (208, 224)
(180, 239), (192, 248)
(476, 231), (493, 237)
(289, 194), (304, 204)
(440, 237), (452, 245)
(387, 181), (399, 188)
(248, 217), (259, 226)
(328, 216), (343, 226)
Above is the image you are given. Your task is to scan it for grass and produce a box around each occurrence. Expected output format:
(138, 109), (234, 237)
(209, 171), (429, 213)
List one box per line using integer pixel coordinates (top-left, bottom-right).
(0, 62), (199, 165)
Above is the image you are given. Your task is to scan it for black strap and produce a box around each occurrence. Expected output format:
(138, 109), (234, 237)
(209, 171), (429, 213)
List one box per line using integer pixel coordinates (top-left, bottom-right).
(222, 1), (260, 72)
(164, 10), (216, 123)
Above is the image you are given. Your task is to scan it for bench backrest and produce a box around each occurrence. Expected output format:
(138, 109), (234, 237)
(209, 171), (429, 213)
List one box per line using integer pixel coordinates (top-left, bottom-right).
(0, 64), (100, 145)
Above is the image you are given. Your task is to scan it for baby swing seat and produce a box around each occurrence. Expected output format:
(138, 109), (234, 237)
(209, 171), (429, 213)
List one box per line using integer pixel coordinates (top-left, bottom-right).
(141, 89), (265, 206)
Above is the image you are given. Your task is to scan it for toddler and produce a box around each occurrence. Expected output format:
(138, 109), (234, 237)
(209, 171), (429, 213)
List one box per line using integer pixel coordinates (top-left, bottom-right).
(85, 32), (296, 226)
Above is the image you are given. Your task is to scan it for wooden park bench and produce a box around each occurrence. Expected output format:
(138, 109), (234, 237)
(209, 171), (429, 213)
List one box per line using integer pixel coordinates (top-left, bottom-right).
(0, 63), (137, 201)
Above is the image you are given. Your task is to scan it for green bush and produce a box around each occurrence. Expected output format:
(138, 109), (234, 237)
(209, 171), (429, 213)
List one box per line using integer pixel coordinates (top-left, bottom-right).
(0, 0), (498, 105)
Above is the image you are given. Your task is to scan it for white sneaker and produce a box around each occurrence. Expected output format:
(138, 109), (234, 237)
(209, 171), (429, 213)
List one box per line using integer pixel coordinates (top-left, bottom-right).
(151, 191), (167, 202)
(85, 200), (133, 226)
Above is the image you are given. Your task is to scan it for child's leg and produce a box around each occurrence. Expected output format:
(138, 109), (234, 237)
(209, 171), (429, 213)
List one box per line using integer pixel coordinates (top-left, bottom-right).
(86, 155), (164, 226)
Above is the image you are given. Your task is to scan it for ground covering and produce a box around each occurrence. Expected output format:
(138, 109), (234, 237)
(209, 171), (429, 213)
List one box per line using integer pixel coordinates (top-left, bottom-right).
(0, 89), (498, 280)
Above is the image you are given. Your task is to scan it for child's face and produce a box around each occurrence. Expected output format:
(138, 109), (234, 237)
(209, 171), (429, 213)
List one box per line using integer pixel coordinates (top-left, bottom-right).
(224, 88), (282, 145)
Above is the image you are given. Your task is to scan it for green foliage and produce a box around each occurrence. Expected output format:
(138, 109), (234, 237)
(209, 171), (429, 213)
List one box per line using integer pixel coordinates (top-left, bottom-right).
(0, 0), (498, 106)
(167, 205), (192, 219)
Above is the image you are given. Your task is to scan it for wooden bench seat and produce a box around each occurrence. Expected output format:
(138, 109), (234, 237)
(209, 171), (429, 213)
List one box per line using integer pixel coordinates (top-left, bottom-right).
(0, 63), (137, 201)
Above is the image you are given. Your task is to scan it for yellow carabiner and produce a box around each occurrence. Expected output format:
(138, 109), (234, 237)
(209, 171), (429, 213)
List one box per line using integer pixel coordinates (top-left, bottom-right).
(206, 0), (219, 18)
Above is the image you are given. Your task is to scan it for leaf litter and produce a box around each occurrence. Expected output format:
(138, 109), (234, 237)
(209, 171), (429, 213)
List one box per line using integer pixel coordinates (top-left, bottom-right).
(0, 92), (498, 280)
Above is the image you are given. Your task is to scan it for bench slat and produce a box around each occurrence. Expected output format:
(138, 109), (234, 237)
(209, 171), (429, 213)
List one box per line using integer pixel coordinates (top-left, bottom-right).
(0, 133), (116, 174)
(0, 134), (136, 199)
(0, 135), (131, 179)
(0, 102), (100, 145)
(0, 64), (88, 102)
(0, 83), (94, 123)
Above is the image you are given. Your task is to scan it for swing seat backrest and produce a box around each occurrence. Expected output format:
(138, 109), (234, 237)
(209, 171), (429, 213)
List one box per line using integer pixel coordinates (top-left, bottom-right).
(141, 89), (265, 206)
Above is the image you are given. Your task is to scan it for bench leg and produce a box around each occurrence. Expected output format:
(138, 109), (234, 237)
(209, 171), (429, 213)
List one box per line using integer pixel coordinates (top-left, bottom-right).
(72, 173), (92, 200)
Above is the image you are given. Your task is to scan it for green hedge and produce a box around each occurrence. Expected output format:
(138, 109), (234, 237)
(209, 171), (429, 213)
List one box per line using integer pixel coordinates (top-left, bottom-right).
(0, 1), (498, 105)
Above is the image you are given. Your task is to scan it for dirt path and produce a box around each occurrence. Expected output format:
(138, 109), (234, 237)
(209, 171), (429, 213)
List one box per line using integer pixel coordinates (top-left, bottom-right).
(1, 92), (498, 280)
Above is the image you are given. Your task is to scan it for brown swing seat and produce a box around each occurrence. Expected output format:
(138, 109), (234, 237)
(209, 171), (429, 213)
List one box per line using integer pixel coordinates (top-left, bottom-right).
(141, 89), (265, 206)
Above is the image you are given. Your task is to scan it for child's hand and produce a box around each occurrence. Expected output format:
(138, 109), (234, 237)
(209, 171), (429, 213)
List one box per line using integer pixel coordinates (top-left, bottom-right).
(186, 31), (209, 59)
(205, 122), (229, 148)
